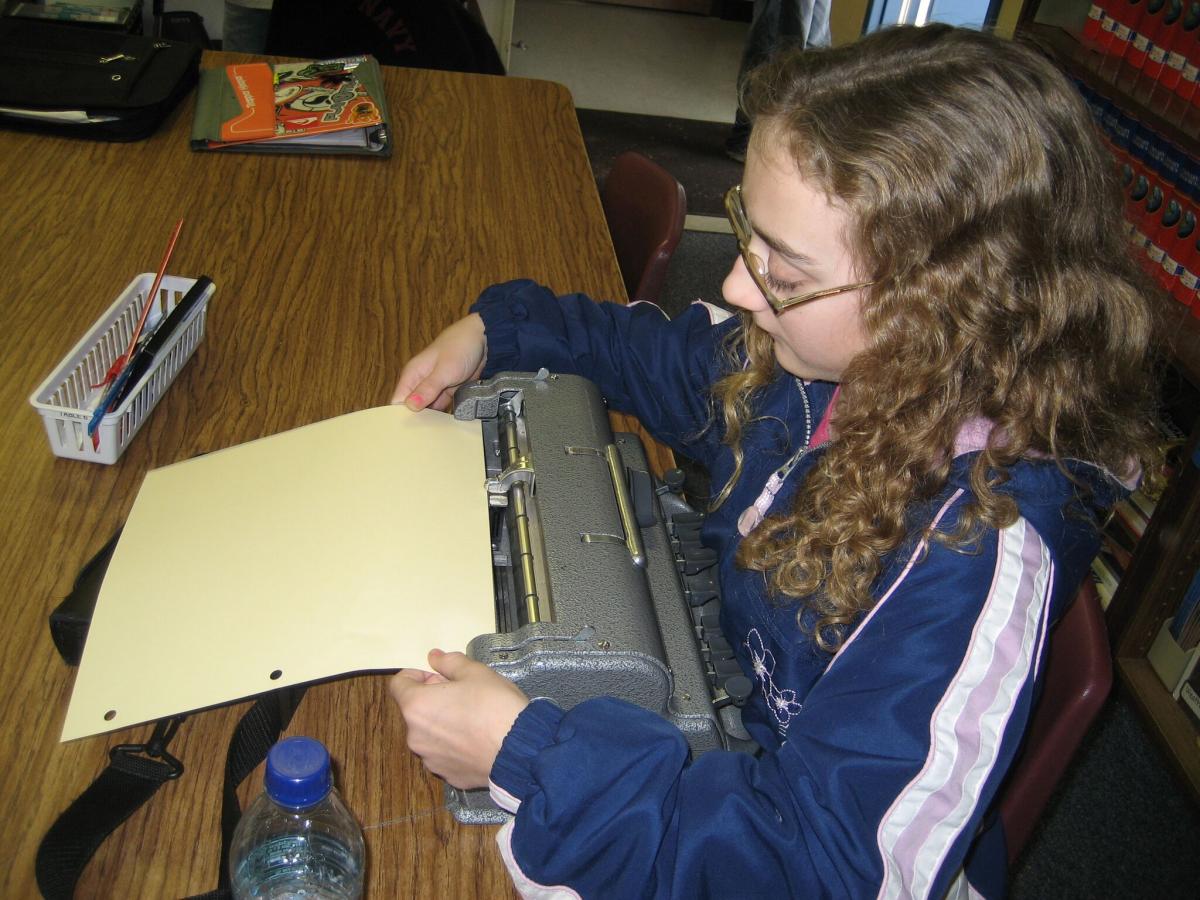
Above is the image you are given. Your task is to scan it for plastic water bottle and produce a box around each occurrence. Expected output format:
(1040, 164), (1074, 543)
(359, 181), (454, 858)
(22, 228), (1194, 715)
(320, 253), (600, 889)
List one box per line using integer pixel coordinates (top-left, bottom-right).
(229, 736), (366, 899)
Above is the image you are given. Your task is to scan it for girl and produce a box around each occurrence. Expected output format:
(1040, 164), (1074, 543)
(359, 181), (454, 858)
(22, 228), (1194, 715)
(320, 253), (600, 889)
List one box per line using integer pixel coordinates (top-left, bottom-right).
(388, 24), (1163, 899)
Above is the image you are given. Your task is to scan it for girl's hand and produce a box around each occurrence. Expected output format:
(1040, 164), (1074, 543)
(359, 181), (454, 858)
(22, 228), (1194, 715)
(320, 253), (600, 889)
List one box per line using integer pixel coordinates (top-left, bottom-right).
(389, 649), (529, 789)
(391, 313), (487, 412)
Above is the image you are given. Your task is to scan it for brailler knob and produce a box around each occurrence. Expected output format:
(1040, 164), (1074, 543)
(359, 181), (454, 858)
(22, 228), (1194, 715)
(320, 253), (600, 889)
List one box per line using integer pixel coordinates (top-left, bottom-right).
(723, 675), (753, 706)
(712, 656), (742, 677)
(664, 468), (687, 493)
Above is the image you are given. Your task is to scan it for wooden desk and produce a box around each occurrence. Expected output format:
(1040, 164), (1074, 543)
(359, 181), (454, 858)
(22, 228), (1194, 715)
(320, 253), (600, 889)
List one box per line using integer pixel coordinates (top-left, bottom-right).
(0, 52), (668, 898)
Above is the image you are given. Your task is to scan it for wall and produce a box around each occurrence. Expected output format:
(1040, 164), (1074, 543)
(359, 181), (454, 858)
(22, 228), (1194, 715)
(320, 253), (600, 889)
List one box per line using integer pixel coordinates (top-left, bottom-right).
(477, 0), (516, 69)
(831, 0), (869, 44)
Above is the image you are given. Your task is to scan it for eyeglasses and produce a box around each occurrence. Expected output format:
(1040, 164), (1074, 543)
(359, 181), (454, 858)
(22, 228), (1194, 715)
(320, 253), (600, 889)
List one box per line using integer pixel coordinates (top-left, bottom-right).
(724, 184), (875, 313)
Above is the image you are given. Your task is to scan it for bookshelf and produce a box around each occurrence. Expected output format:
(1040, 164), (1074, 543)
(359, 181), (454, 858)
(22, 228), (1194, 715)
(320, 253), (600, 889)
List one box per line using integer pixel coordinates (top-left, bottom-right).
(1016, 0), (1200, 804)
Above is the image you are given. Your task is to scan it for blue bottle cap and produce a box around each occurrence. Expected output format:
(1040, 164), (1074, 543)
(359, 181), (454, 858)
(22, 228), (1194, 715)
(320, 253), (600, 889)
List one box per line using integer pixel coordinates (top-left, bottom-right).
(264, 736), (332, 809)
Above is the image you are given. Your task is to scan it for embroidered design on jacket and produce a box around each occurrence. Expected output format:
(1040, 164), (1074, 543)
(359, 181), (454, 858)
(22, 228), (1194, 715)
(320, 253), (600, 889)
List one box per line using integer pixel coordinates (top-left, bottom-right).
(745, 628), (803, 731)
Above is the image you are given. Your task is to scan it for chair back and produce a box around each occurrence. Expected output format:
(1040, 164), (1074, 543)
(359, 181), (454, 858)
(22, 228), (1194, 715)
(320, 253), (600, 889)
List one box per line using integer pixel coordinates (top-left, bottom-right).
(998, 579), (1112, 864)
(601, 151), (687, 305)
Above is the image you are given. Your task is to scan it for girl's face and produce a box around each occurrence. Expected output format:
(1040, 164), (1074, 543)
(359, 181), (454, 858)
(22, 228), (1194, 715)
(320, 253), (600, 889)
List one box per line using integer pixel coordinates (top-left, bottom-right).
(721, 135), (869, 383)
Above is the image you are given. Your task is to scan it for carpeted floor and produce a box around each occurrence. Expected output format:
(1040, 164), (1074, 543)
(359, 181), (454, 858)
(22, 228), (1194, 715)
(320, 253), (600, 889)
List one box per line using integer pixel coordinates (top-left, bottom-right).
(1006, 695), (1200, 898)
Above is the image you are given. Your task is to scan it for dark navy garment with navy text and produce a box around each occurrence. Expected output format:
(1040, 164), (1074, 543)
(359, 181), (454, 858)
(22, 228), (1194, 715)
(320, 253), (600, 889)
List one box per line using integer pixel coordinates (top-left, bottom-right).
(471, 280), (1123, 900)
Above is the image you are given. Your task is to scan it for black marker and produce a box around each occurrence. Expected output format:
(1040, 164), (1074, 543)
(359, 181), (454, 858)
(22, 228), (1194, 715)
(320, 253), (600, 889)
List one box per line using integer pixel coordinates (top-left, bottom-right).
(112, 275), (215, 407)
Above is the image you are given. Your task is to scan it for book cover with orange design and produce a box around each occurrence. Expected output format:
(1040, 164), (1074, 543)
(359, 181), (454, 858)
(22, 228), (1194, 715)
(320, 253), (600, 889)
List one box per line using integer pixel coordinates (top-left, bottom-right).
(191, 55), (390, 156)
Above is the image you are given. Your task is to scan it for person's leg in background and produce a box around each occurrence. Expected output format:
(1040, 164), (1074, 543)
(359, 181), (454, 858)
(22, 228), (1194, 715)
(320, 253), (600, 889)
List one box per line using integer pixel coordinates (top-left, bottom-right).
(726, 0), (832, 162)
(223, 0), (274, 53)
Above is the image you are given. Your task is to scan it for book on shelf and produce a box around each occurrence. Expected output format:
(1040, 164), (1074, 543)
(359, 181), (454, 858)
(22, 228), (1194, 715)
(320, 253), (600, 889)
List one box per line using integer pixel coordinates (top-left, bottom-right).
(1129, 486), (1158, 521)
(1149, 617), (1200, 698)
(1101, 520), (1136, 565)
(1109, 495), (1149, 541)
(1089, 478), (1163, 610)
(190, 55), (391, 156)
(3, 3), (135, 28)
(1180, 656), (1200, 730)
(1169, 564), (1200, 649)
(1104, 538), (1133, 572)
(1091, 551), (1122, 609)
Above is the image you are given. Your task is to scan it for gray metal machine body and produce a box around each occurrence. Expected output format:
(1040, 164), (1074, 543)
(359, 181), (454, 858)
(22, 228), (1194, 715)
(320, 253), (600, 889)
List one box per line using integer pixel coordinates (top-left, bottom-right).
(447, 371), (754, 824)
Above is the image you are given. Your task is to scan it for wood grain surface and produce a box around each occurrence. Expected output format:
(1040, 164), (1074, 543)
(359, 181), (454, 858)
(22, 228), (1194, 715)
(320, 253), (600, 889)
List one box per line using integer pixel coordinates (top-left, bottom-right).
(0, 51), (669, 898)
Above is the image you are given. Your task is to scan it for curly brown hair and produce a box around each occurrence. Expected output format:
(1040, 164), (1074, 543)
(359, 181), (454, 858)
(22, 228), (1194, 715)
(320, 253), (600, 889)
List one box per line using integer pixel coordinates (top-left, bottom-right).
(712, 25), (1164, 649)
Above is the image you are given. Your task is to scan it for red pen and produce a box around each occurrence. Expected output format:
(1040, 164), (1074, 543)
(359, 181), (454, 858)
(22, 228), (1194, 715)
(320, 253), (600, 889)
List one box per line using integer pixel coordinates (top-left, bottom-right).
(93, 217), (184, 391)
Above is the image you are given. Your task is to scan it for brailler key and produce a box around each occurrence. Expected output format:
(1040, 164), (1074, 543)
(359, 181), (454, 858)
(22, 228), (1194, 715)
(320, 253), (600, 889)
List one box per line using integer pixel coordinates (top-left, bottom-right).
(713, 657), (743, 677)
(681, 548), (718, 575)
(706, 636), (733, 656)
(685, 573), (718, 606)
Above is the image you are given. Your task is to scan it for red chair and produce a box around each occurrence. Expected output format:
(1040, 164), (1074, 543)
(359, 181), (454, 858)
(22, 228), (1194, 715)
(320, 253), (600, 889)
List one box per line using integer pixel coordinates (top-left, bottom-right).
(997, 579), (1113, 864)
(601, 151), (687, 306)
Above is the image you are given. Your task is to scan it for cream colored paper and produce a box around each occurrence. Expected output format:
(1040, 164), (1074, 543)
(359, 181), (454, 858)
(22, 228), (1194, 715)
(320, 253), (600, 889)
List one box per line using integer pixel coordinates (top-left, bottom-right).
(63, 406), (494, 741)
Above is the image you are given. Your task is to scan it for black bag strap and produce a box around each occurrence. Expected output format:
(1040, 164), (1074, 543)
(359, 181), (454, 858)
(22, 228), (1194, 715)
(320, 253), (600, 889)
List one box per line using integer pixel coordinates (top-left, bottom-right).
(38, 528), (307, 898)
(35, 717), (186, 900)
(194, 686), (307, 900)
(36, 687), (306, 900)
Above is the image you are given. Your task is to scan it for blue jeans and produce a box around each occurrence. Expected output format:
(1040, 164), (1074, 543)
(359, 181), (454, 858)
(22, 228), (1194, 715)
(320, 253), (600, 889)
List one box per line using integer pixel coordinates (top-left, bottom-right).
(223, 1), (272, 53)
(730, 0), (833, 143)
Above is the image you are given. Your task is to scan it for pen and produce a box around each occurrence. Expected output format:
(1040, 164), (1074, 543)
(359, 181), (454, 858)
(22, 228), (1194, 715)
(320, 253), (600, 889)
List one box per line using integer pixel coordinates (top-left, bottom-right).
(94, 218), (184, 391)
(87, 276), (214, 439)
(111, 276), (214, 407)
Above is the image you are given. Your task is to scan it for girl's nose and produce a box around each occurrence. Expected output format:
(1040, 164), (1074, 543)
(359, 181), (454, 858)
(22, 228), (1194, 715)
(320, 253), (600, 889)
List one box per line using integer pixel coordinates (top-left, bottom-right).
(722, 255), (769, 313)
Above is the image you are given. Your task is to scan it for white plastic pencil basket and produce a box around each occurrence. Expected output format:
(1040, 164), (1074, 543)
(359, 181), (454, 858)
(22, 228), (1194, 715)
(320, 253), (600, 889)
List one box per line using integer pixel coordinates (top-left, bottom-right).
(29, 273), (214, 464)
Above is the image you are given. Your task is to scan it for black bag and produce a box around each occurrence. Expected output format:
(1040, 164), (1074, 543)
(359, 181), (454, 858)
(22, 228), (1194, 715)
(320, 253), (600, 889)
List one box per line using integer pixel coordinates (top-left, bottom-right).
(49, 529), (122, 666)
(0, 19), (201, 141)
